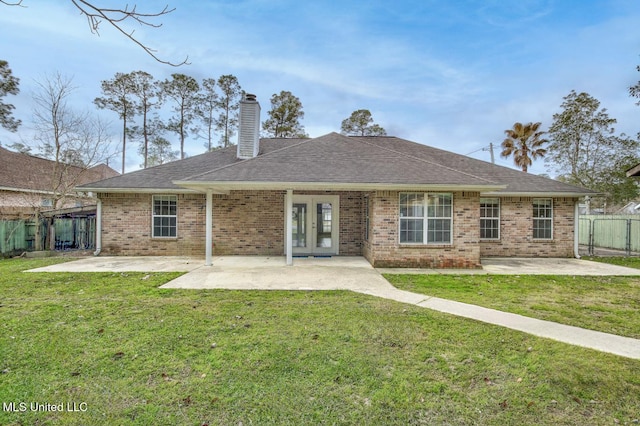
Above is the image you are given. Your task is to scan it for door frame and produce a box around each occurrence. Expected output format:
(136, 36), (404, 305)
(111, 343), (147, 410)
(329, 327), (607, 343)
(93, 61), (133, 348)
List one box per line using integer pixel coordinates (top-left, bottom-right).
(290, 194), (340, 255)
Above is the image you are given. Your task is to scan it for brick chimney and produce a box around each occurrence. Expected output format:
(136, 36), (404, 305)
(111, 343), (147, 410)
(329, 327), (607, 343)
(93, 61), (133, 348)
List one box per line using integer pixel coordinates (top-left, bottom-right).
(237, 94), (260, 159)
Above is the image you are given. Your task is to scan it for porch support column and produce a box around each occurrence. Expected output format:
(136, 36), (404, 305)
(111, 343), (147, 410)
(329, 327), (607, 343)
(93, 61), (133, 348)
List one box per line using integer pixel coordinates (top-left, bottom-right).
(205, 190), (213, 266)
(93, 198), (102, 256)
(285, 189), (293, 265)
(574, 199), (580, 259)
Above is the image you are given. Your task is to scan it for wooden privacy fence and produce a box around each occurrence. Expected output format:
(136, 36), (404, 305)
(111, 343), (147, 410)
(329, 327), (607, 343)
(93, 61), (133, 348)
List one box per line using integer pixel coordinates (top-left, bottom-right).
(580, 215), (640, 256)
(0, 217), (95, 256)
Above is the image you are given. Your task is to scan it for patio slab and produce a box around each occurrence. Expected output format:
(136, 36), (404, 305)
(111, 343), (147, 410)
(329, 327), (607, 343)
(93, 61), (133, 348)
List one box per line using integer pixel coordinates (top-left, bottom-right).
(378, 257), (640, 276)
(160, 256), (394, 292)
(26, 256), (202, 273)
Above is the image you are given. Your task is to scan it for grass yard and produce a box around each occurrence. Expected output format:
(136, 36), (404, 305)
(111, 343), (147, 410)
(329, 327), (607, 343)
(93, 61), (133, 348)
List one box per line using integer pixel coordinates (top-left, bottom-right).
(387, 274), (640, 340)
(584, 256), (640, 270)
(1, 258), (639, 425)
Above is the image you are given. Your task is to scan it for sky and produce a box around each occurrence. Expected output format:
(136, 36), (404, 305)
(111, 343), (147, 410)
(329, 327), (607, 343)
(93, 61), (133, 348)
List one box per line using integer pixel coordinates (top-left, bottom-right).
(1, 0), (639, 175)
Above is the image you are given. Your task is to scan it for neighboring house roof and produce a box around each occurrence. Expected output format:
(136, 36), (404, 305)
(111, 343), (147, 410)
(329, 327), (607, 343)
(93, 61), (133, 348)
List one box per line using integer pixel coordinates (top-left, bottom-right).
(626, 162), (640, 177)
(0, 146), (119, 194)
(77, 133), (594, 196)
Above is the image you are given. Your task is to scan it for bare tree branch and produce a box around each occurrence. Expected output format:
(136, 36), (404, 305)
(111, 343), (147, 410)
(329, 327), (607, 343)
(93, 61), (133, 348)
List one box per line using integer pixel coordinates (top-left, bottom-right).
(2, 1), (188, 66)
(70, 1), (189, 66)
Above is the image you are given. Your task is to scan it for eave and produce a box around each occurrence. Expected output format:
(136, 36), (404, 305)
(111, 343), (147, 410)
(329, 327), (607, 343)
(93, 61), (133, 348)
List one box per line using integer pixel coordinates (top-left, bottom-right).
(481, 191), (596, 198)
(74, 187), (202, 194)
(171, 180), (507, 193)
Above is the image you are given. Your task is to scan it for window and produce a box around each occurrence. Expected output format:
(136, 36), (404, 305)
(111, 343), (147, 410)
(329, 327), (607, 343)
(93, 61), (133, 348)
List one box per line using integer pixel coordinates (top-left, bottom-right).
(533, 198), (552, 239)
(152, 195), (177, 238)
(480, 198), (500, 240)
(399, 193), (452, 244)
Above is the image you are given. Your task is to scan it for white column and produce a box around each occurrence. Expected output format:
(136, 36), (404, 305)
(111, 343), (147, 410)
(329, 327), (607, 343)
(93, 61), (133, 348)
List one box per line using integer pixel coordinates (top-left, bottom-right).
(574, 199), (581, 259)
(285, 189), (293, 265)
(205, 190), (213, 266)
(93, 198), (102, 256)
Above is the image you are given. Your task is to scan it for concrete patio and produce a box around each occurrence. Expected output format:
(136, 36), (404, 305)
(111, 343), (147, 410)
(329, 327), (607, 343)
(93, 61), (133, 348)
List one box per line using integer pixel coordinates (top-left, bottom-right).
(28, 255), (640, 277)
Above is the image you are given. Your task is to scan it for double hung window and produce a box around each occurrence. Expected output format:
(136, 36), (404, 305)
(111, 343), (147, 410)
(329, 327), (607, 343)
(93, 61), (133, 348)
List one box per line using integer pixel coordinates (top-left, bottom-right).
(480, 198), (500, 240)
(533, 198), (552, 239)
(152, 195), (177, 238)
(399, 193), (452, 244)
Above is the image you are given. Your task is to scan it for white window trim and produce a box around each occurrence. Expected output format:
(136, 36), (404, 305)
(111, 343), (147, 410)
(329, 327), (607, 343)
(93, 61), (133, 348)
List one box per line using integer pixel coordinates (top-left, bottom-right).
(152, 195), (178, 239)
(532, 198), (553, 240)
(480, 197), (500, 240)
(399, 192), (453, 245)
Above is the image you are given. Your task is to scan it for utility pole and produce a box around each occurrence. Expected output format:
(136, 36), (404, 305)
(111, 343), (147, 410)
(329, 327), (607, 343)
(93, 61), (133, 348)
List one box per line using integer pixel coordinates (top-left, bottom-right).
(482, 143), (495, 164)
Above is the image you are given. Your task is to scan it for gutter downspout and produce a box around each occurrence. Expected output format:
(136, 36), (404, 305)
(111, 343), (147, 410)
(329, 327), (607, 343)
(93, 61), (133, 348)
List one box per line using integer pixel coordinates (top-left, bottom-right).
(574, 200), (580, 259)
(93, 198), (102, 256)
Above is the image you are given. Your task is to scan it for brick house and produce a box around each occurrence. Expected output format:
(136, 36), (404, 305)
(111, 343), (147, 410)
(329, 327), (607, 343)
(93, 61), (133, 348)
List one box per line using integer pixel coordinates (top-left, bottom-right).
(0, 146), (119, 219)
(77, 95), (594, 268)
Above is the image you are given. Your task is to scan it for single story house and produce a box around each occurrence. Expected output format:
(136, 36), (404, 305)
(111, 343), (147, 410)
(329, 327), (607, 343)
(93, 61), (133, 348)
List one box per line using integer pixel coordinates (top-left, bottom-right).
(0, 146), (118, 219)
(77, 95), (594, 268)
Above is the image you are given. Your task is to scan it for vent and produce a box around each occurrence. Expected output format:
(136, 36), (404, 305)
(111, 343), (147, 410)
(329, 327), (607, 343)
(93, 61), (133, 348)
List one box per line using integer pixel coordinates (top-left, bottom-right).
(237, 93), (260, 159)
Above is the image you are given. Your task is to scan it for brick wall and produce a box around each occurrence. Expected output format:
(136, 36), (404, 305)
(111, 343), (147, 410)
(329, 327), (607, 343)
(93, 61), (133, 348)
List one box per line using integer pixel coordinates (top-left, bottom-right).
(212, 190), (283, 255)
(364, 191), (482, 268)
(99, 192), (206, 256)
(99, 190), (364, 256)
(480, 197), (576, 257)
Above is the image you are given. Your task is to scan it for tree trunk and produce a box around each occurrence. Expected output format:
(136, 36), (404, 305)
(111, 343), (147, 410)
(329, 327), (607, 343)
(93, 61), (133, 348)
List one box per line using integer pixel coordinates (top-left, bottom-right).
(48, 217), (55, 251)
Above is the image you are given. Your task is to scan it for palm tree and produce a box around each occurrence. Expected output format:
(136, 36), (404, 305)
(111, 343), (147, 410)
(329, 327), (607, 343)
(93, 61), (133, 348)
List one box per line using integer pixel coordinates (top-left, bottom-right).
(500, 122), (548, 173)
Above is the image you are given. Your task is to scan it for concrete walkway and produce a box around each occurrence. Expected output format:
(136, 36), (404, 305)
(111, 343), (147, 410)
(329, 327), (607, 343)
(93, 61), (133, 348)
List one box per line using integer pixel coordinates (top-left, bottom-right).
(27, 255), (640, 359)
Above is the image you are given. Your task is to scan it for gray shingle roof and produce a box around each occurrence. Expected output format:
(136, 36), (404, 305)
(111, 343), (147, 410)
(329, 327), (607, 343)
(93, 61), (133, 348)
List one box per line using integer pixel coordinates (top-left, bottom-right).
(359, 136), (593, 194)
(76, 139), (303, 191)
(179, 133), (497, 187)
(78, 133), (594, 196)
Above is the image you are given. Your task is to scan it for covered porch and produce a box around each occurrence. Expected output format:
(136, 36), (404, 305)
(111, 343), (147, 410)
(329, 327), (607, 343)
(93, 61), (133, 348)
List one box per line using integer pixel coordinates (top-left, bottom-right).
(191, 187), (368, 267)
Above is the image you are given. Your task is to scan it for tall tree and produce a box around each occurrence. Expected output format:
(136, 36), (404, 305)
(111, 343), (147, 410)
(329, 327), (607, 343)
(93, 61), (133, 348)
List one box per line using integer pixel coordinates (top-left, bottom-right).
(546, 90), (640, 206)
(0, 59), (20, 132)
(215, 75), (242, 148)
(340, 109), (387, 136)
(2, 1), (187, 66)
(195, 78), (218, 151)
(160, 73), (199, 159)
(500, 122), (548, 173)
(94, 72), (136, 174)
(129, 71), (161, 169)
(31, 72), (114, 249)
(262, 90), (307, 138)
(137, 136), (179, 168)
(630, 64), (640, 105)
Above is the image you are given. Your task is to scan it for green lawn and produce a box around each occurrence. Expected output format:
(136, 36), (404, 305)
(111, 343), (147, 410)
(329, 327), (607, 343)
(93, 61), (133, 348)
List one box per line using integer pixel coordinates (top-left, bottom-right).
(1, 258), (639, 425)
(386, 274), (640, 340)
(584, 256), (640, 269)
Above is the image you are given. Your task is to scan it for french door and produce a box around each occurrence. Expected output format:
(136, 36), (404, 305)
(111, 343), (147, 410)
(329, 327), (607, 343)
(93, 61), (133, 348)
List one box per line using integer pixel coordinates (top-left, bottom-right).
(291, 195), (339, 255)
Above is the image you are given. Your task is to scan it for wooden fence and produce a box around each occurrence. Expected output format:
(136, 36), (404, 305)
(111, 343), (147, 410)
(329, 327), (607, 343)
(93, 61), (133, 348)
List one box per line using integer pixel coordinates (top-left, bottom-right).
(0, 217), (95, 256)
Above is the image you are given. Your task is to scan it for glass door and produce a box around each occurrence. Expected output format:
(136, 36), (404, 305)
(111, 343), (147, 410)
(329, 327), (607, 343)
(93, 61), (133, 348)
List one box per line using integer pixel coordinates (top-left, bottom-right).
(291, 195), (339, 255)
(292, 203), (307, 248)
